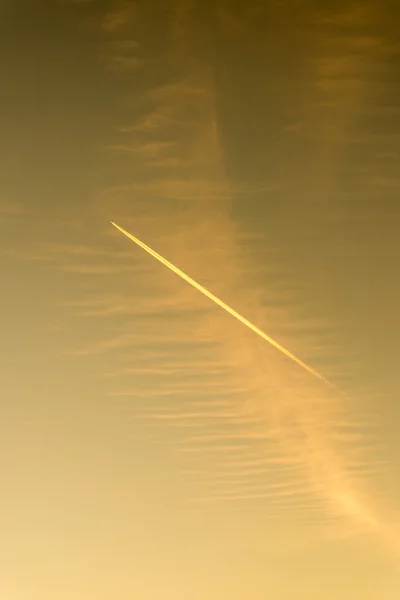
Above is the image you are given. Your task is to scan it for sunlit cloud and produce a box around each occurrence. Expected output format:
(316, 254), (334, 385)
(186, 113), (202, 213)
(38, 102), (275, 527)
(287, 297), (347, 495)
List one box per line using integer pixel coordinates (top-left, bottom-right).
(45, 0), (397, 553)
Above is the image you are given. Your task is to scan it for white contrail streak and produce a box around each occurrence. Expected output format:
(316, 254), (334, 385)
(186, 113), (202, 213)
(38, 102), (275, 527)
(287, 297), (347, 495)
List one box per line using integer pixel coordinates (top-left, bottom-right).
(110, 220), (333, 387)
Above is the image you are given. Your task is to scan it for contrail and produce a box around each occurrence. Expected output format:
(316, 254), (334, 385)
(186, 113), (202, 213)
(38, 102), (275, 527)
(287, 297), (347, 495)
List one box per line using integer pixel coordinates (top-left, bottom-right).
(110, 221), (334, 387)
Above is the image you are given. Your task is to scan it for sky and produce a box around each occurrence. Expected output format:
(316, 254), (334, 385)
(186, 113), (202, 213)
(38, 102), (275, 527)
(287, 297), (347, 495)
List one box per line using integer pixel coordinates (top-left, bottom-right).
(1, 0), (400, 598)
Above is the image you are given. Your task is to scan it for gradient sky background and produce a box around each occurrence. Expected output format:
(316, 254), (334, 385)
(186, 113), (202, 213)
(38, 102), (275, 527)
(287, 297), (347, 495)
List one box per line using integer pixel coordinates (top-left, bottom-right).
(1, 1), (400, 598)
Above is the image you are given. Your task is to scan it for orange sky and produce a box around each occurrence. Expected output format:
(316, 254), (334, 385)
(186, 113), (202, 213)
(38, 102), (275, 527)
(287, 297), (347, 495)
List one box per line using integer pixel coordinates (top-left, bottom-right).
(1, 1), (400, 598)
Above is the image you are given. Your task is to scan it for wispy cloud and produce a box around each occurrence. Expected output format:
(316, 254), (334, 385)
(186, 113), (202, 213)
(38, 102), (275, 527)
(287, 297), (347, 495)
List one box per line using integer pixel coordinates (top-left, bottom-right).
(102, 1), (136, 32)
(101, 54), (142, 71)
(7, 238), (148, 275)
(52, 0), (398, 552)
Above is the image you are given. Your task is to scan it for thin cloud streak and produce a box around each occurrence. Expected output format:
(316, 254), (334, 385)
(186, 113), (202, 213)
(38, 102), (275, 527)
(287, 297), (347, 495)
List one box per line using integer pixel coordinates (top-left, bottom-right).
(110, 221), (333, 387)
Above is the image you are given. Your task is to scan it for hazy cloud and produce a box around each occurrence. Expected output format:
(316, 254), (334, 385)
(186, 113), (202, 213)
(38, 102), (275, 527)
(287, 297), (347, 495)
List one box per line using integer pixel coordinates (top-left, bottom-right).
(48, 0), (399, 553)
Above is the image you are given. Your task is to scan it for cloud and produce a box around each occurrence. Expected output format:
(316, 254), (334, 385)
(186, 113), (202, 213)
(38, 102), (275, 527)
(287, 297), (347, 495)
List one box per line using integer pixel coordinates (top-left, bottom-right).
(56, 0), (398, 551)
(83, 212), (386, 535)
(7, 236), (150, 279)
(101, 54), (142, 71)
(43, 242), (136, 258)
(102, 1), (136, 32)
(61, 263), (140, 274)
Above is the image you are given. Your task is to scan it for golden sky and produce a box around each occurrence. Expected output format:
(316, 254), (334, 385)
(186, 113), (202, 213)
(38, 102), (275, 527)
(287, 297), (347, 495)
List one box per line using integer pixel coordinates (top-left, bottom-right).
(2, 1), (400, 598)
